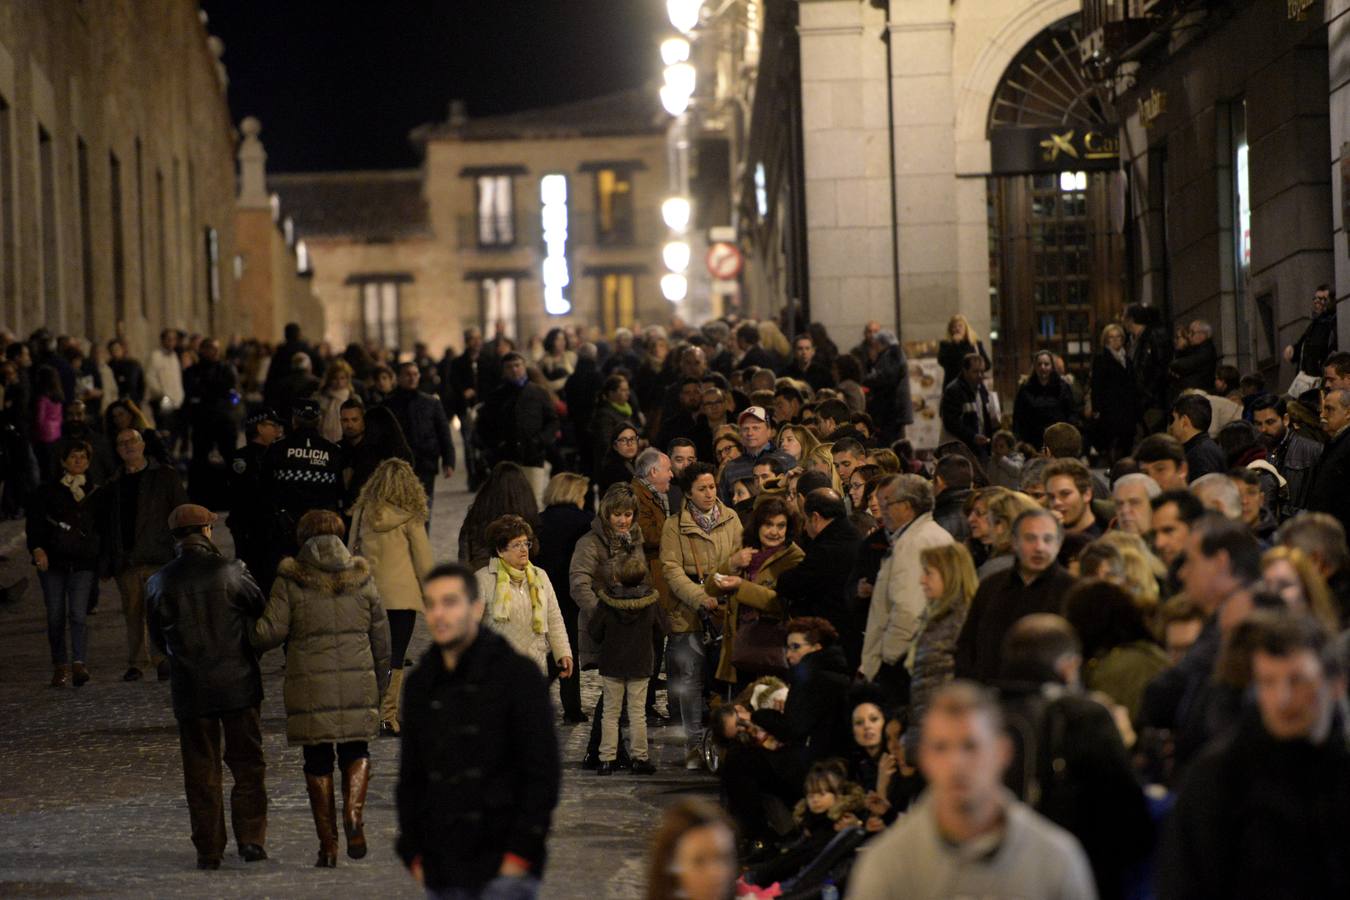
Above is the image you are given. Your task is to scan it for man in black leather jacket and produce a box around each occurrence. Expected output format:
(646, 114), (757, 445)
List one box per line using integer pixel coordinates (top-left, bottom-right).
(1124, 303), (1173, 432)
(146, 504), (268, 870)
(384, 361), (455, 516)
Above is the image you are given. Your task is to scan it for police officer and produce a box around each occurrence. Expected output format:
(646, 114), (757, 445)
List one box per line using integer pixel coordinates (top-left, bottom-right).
(262, 399), (343, 556)
(227, 408), (284, 595)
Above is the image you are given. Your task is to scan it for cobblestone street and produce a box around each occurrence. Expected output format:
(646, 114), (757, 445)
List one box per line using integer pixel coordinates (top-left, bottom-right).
(0, 463), (715, 899)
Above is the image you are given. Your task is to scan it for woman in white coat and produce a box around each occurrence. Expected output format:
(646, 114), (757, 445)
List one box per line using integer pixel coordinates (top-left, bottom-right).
(474, 514), (574, 677)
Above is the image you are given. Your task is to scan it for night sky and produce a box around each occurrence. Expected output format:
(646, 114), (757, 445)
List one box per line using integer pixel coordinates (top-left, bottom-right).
(201, 1), (665, 173)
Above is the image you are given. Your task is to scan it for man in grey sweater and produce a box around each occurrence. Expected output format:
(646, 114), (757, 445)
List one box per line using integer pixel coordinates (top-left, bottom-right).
(846, 681), (1097, 900)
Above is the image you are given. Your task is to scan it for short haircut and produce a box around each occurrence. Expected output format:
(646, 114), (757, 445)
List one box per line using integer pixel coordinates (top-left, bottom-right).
(486, 514), (534, 552)
(542, 472), (590, 508)
(784, 616), (839, 647)
(1239, 373), (1266, 393)
(1193, 512), (1262, 583)
(883, 473), (935, 515)
(832, 436), (865, 458)
(774, 384), (803, 404)
(736, 322), (760, 345)
(681, 460), (718, 492)
(1214, 364), (1241, 391)
(1275, 513), (1350, 574)
(667, 437), (696, 456)
(1171, 394), (1213, 433)
(816, 398), (850, 424)
(752, 456), (786, 476)
(340, 397), (365, 413)
(296, 509), (345, 544)
(962, 352), (985, 372)
(634, 447), (668, 479)
(500, 351), (525, 366)
(1152, 488), (1205, 521)
(1190, 473), (1243, 519)
(1042, 458), (1092, 496)
(1042, 423), (1083, 459)
(1248, 393), (1285, 418)
(598, 483), (639, 521)
(746, 496), (799, 546)
(1113, 472), (1160, 499)
(59, 439), (93, 462)
(1158, 595), (1204, 630)
(1136, 433), (1187, 465)
(1019, 456), (1049, 491)
(1324, 351), (1350, 377)
(934, 454), (973, 490)
(1013, 507), (1063, 542)
(999, 614), (1081, 682)
(796, 470), (833, 497)
(424, 562), (480, 602)
(803, 487), (846, 521)
(922, 681), (1004, 735)
(1248, 610), (1343, 680)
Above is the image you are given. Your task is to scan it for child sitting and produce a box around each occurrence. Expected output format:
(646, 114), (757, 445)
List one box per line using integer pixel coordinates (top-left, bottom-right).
(586, 555), (662, 776)
(742, 759), (867, 889)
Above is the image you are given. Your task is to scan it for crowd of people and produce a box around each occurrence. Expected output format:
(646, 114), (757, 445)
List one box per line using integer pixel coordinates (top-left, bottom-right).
(4, 287), (1350, 898)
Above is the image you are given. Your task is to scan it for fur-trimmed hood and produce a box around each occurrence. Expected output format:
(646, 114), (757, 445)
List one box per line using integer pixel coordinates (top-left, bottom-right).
(277, 534), (373, 593)
(597, 587), (659, 611)
(792, 780), (866, 825)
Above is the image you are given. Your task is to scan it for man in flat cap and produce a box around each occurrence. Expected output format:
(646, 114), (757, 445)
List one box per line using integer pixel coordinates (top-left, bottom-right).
(147, 504), (268, 870)
(227, 408), (284, 596)
(262, 398), (343, 558)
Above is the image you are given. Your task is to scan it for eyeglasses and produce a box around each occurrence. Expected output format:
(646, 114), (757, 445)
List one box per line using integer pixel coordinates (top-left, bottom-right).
(116, 438), (143, 447)
(615, 435), (638, 445)
(504, 540), (533, 552)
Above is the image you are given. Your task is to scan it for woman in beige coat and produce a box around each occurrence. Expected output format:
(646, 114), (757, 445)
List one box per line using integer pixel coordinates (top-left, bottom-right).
(252, 510), (391, 868)
(474, 514), (574, 677)
(347, 458), (433, 737)
(660, 461), (743, 769)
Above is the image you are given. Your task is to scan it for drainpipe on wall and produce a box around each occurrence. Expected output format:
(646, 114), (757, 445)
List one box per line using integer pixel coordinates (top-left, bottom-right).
(876, 0), (903, 334)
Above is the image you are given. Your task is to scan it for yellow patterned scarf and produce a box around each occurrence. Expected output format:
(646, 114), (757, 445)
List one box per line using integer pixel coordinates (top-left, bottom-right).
(494, 558), (546, 634)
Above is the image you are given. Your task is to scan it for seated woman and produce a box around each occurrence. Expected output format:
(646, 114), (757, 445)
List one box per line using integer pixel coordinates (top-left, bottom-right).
(751, 616), (852, 767)
(705, 496), (805, 689)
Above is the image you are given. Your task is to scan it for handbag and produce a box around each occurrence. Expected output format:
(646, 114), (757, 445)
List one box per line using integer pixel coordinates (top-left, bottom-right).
(1288, 371), (1321, 398)
(730, 609), (788, 675)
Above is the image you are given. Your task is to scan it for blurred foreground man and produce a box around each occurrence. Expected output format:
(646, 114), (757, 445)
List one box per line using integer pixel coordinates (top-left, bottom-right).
(398, 563), (560, 899)
(1160, 613), (1350, 899)
(847, 681), (1097, 899)
(147, 504), (268, 870)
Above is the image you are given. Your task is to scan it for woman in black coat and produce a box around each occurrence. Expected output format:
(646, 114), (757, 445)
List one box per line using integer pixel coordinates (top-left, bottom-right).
(534, 473), (594, 723)
(27, 439), (102, 686)
(1089, 324), (1138, 465)
(595, 423), (640, 494)
(937, 314), (991, 390)
(1012, 351), (1078, 447)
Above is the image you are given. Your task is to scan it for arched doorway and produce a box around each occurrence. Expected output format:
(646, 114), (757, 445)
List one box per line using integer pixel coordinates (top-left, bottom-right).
(985, 16), (1128, 405)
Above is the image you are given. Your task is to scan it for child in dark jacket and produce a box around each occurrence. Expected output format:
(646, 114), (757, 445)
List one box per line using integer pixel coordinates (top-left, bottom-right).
(587, 555), (662, 775)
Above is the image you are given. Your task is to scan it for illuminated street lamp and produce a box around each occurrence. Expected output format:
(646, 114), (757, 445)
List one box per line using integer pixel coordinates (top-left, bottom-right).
(660, 83), (691, 116)
(667, 0), (702, 34)
(661, 273), (689, 302)
(663, 240), (691, 273)
(662, 196), (692, 233)
(664, 62), (696, 100)
(661, 37), (690, 66)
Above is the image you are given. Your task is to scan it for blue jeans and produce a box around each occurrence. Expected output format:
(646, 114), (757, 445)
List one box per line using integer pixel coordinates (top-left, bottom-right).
(39, 569), (93, 665)
(666, 633), (706, 750)
(428, 875), (539, 900)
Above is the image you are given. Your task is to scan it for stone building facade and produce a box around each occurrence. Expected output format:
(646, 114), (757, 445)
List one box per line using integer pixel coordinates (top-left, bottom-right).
(0, 0), (246, 352)
(272, 89), (671, 355)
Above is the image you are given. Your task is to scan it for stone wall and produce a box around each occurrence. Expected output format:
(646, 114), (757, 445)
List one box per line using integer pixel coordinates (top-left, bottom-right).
(0, 0), (241, 354)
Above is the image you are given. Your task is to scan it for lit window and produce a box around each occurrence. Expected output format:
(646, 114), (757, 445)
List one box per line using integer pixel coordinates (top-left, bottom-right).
(482, 277), (517, 339)
(595, 169), (635, 245)
(600, 273), (636, 333)
(1058, 170), (1087, 193)
(362, 281), (401, 349)
(477, 175), (514, 246)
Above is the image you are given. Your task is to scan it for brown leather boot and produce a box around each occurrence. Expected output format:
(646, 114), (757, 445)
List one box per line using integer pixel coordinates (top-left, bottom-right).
(379, 669), (403, 737)
(71, 662), (90, 687)
(51, 665), (69, 688)
(304, 773), (339, 867)
(341, 757), (371, 859)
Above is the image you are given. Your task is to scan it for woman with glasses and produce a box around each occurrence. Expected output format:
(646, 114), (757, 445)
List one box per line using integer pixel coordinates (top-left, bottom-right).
(474, 514), (573, 677)
(591, 375), (640, 475)
(692, 387), (733, 462)
(597, 423), (642, 493)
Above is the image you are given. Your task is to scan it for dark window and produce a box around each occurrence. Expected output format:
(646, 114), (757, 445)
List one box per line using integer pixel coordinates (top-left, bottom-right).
(136, 137), (147, 317)
(156, 168), (167, 321)
(37, 125), (58, 325)
(0, 95), (14, 327)
(110, 151), (126, 324)
(77, 138), (94, 334)
(204, 225), (219, 305)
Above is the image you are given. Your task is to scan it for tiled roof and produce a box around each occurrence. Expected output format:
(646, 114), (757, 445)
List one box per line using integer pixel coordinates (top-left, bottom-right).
(412, 87), (665, 143)
(267, 170), (430, 241)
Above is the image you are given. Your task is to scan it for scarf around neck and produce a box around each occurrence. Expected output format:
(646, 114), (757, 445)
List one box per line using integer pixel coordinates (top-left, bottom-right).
(688, 500), (721, 534)
(609, 400), (633, 418)
(61, 473), (87, 502)
(494, 558), (546, 634)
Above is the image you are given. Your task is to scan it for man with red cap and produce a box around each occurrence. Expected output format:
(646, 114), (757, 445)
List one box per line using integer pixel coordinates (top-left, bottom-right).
(147, 503), (269, 871)
(716, 405), (797, 502)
